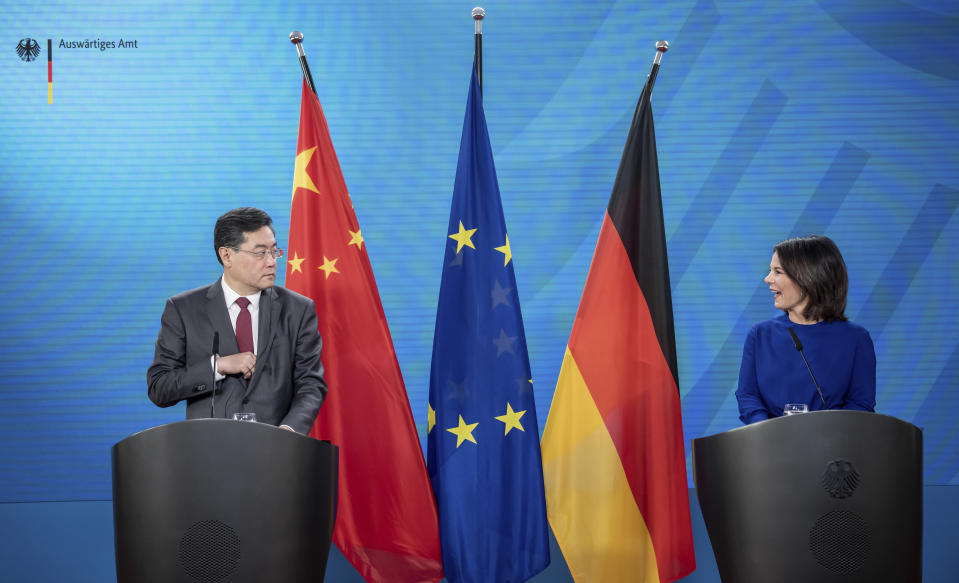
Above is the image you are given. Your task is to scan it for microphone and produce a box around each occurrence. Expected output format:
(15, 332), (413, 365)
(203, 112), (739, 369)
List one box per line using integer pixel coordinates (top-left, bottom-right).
(788, 327), (827, 408)
(211, 332), (219, 418)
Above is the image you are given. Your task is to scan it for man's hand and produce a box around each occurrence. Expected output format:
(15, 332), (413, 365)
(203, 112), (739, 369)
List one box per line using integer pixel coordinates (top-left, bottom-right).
(217, 352), (256, 379)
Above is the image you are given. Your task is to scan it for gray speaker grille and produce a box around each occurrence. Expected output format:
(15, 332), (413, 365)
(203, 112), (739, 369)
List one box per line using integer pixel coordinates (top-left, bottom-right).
(808, 510), (870, 574)
(178, 519), (241, 582)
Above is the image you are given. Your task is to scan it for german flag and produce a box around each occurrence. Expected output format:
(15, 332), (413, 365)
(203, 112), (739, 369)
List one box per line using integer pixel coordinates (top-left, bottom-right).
(541, 71), (695, 582)
(47, 39), (52, 104)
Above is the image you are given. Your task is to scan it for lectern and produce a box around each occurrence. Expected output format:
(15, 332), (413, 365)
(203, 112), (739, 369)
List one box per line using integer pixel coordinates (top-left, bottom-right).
(112, 419), (338, 583)
(692, 411), (921, 583)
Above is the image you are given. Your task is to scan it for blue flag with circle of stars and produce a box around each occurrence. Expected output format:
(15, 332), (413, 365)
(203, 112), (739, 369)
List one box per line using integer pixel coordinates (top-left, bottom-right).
(426, 64), (550, 583)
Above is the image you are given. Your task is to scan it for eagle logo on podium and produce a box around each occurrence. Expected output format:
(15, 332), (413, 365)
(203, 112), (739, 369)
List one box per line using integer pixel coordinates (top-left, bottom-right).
(16, 38), (41, 62)
(821, 459), (860, 499)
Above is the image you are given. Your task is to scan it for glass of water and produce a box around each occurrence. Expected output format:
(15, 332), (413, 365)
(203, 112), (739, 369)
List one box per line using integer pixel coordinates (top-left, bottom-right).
(784, 403), (809, 416)
(232, 412), (257, 422)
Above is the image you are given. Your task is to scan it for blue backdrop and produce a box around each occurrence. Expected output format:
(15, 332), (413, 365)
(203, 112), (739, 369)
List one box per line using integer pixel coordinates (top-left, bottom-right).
(1, 0), (956, 517)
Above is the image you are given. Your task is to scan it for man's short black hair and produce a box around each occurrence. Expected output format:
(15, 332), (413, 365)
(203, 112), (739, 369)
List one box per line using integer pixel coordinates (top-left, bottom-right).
(774, 234), (849, 322)
(213, 207), (274, 265)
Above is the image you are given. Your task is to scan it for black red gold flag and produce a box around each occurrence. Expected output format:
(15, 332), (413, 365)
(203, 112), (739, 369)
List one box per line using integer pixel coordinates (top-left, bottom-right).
(541, 78), (696, 582)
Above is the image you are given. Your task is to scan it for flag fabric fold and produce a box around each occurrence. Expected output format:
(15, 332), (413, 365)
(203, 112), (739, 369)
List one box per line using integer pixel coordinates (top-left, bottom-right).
(286, 79), (444, 583)
(426, 65), (550, 583)
(540, 80), (696, 582)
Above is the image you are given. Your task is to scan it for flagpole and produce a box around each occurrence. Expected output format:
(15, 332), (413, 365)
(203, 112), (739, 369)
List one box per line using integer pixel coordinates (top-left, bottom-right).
(642, 40), (669, 101)
(472, 7), (485, 93)
(289, 31), (318, 95)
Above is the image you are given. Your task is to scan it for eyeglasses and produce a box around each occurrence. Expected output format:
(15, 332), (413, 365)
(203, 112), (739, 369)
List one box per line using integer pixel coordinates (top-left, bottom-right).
(232, 247), (284, 260)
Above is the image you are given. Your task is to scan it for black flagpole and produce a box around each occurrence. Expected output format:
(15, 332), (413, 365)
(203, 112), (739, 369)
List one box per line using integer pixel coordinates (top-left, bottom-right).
(289, 31), (317, 95)
(641, 40), (669, 103)
(473, 7), (485, 94)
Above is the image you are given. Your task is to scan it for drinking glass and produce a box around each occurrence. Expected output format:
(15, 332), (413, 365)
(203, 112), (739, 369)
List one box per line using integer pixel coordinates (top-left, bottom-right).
(784, 403), (808, 416)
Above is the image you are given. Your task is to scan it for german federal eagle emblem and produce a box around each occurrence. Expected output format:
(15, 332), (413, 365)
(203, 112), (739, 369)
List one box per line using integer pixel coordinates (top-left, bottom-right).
(821, 459), (860, 499)
(16, 38), (41, 62)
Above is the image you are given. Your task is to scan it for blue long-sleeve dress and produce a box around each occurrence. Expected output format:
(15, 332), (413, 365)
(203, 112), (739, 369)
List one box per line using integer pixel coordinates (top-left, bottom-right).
(736, 313), (876, 424)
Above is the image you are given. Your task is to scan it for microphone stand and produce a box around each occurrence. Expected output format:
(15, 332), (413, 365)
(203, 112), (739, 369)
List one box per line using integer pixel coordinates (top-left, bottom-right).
(788, 327), (827, 408)
(211, 332), (219, 418)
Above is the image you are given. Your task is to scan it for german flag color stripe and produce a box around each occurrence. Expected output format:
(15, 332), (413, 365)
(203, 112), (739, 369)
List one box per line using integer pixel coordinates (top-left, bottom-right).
(47, 39), (52, 104)
(543, 346), (661, 582)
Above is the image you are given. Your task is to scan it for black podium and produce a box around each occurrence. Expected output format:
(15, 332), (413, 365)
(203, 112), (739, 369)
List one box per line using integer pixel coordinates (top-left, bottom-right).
(692, 411), (921, 583)
(112, 419), (338, 583)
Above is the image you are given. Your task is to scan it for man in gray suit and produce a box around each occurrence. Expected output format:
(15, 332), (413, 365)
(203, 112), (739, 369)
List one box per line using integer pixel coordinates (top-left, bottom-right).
(148, 207), (326, 434)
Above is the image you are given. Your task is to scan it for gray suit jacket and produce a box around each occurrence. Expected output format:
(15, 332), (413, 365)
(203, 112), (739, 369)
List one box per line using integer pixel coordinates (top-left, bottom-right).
(147, 278), (327, 434)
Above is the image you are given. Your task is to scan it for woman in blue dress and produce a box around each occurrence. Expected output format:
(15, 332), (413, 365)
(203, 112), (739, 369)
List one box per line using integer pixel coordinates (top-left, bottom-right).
(736, 235), (876, 424)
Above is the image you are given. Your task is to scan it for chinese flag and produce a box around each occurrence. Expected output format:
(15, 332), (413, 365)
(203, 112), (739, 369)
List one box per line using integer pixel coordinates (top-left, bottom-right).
(286, 79), (443, 583)
(540, 73), (695, 582)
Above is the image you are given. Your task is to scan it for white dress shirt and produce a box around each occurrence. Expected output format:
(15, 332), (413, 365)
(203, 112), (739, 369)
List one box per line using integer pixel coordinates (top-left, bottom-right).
(213, 279), (262, 381)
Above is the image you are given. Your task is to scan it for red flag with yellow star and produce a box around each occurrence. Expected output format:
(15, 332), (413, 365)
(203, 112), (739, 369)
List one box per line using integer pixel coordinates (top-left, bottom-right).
(286, 79), (444, 583)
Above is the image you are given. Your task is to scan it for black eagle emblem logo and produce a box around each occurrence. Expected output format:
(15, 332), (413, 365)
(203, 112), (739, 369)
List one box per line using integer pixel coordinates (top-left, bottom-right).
(16, 38), (41, 62)
(821, 459), (860, 499)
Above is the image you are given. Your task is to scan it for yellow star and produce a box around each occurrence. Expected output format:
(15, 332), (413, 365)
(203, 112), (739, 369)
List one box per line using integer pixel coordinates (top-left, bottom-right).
(292, 146), (319, 198)
(494, 403), (526, 435)
(287, 251), (306, 274)
(348, 229), (364, 249)
(318, 256), (339, 279)
(427, 403), (436, 433)
(446, 414), (478, 448)
(448, 221), (478, 254)
(494, 235), (512, 266)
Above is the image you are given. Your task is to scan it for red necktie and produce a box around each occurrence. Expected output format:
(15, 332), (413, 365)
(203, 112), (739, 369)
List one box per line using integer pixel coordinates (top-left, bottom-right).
(235, 297), (254, 354)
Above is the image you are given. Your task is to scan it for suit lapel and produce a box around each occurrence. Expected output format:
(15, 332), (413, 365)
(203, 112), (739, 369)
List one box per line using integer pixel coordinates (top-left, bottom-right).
(245, 286), (278, 397)
(206, 278), (238, 355)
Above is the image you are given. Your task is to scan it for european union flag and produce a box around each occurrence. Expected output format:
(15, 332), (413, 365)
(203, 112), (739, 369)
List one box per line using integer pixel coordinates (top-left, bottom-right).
(426, 64), (550, 583)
